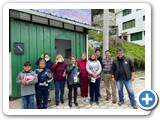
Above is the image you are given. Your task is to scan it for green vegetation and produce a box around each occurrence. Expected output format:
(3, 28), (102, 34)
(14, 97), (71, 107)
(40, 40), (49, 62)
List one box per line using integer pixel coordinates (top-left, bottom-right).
(88, 30), (103, 42)
(110, 41), (145, 70)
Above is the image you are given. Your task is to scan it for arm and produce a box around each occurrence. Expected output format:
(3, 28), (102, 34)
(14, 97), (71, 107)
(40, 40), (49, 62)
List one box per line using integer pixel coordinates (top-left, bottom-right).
(51, 63), (58, 72)
(66, 64), (75, 74)
(129, 59), (135, 81)
(111, 59), (119, 81)
(16, 72), (22, 84)
(86, 61), (93, 75)
(27, 72), (38, 85)
(46, 69), (53, 84)
(96, 61), (102, 75)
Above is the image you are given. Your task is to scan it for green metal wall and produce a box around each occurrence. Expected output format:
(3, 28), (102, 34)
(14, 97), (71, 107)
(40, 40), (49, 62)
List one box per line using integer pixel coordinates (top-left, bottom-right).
(10, 18), (86, 97)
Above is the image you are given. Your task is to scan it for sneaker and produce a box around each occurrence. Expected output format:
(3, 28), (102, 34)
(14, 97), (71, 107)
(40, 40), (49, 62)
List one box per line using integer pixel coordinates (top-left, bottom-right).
(48, 99), (51, 103)
(74, 102), (78, 106)
(96, 101), (99, 105)
(61, 99), (64, 104)
(90, 101), (93, 105)
(118, 101), (124, 106)
(112, 100), (117, 104)
(105, 97), (110, 101)
(85, 97), (88, 103)
(81, 97), (84, 103)
(132, 104), (138, 109)
(56, 101), (59, 106)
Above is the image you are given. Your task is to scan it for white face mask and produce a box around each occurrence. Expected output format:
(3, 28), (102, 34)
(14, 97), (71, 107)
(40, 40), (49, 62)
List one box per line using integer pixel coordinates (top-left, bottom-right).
(58, 58), (63, 63)
(45, 58), (50, 62)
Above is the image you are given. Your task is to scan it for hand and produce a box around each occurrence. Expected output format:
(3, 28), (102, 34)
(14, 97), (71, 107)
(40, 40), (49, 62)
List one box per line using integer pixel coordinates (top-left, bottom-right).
(112, 77), (116, 83)
(42, 82), (47, 86)
(55, 60), (58, 64)
(131, 76), (135, 81)
(47, 72), (52, 78)
(62, 73), (66, 77)
(41, 54), (44, 58)
(22, 80), (26, 85)
(25, 81), (29, 85)
(72, 64), (76, 67)
(39, 69), (43, 72)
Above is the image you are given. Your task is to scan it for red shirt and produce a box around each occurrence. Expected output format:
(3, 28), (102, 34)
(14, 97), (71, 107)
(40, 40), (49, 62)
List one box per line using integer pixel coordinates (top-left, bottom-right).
(51, 62), (67, 81)
(77, 60), (88, 77)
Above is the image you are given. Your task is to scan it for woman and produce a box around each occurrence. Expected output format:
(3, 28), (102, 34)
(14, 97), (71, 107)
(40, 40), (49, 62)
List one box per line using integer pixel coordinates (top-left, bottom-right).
(35, 59), (53, 109)
(51, 54), (67, 106)
(36, 53), (53, 102)
(77, 52), (88, 103)
(66, 56), (81, 107)
(86, 53), (102, 105)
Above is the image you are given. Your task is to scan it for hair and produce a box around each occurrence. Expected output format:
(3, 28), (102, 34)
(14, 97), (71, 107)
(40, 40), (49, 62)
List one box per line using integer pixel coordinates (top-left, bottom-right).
(105, 50), (111, 54)
(117, 48), (124, 53)
(55, 54), (64, 62)
(24, 61), (32, 67)
(70, 55), (77, 61)
(89, 52), (97, 61)
(81, 52), (87, 57)
(39, 59), (46, 65)
(44, 53), (51, 57)
(95, 48), (101, 53)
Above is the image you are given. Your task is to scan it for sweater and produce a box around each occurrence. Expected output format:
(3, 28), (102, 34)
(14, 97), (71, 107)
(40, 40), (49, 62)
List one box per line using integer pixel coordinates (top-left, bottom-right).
(51, 62), (67, 81)
(16, 70), (38, 96)
(86, 60), (102, 79)
(77, 60), (88, 77)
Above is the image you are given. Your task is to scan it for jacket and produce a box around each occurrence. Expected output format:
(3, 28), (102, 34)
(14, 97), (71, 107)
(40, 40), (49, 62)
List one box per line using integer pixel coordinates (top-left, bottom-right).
(66, 63), (81, 87)
(16, 70), (38, 96)
(35, 67), (53, 88)
(112, 56), (134, 81)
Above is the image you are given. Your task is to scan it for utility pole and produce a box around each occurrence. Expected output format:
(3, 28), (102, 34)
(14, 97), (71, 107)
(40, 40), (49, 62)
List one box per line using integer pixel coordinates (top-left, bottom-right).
(103, 9), (109, 58)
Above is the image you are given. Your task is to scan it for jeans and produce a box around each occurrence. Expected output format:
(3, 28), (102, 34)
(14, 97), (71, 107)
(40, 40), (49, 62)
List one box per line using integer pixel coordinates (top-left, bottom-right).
(36, 87), (49, 109)
(117, 80), (136, 105)
(54, 80), (66, 102)
(89, 79), (100, 102)
(22, 94), (34, 109)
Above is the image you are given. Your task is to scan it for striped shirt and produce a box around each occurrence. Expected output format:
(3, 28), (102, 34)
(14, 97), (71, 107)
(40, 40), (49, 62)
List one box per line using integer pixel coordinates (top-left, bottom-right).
(102, 58), (114, 73)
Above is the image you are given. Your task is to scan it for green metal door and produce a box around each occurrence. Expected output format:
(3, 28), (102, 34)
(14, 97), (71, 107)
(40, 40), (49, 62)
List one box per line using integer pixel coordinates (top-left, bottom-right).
(10, 18), (86, 97)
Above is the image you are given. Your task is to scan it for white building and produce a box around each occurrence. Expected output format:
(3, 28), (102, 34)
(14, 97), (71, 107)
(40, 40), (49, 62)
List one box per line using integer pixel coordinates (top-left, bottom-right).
(115, 9), (145, 46)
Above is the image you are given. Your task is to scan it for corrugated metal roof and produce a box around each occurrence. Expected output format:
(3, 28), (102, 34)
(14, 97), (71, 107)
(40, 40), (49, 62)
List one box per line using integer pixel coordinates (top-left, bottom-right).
(14, 9), (103, 31)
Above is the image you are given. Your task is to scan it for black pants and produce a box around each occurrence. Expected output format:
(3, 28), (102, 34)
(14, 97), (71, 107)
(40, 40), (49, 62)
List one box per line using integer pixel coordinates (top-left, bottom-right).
(68, 86), (78, 103)
(36, 87), (49, 109)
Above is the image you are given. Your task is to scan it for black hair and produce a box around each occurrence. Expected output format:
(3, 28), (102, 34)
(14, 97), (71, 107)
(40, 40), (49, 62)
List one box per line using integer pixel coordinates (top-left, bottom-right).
(95, 48), (101, 53)
(24, 61), (32, 67)
(117, 48), (124, 53)
(105, 50), (111, 54)
(44, 53), (50, 57)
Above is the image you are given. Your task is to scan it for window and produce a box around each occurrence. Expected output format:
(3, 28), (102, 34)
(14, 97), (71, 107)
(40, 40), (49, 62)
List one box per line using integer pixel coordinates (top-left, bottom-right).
(143, 16), (145, 21)
(136, 9), (142, 11)
(122, 19), (135, 30)
(131, 32), (142, 41)
(123, 9), (131, 16)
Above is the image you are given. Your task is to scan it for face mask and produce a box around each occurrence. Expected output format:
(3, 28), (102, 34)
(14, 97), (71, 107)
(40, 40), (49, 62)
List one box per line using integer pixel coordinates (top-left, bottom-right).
(45, 58), (50, 62)
(58, 58), (63, 63)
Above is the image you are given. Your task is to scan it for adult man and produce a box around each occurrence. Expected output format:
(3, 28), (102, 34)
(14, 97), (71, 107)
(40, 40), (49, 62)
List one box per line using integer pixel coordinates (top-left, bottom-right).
(113, 48), (138, 109)
(102, 50), (117, 103)
(95, 48), (103, 98)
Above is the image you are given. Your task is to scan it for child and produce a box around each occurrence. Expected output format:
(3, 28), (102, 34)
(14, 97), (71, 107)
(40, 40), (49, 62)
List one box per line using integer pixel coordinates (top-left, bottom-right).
(35, 59), (53, 109)
(66, 56), (81, 107)
(16, 61), (38, 109)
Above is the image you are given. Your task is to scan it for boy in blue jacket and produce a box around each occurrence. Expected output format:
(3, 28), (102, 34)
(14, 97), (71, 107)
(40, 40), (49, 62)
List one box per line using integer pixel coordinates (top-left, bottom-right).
(35, 59), (53, 109)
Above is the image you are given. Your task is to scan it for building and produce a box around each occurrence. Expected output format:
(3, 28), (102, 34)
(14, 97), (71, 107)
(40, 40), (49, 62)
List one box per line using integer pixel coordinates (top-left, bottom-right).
(9, 9), (102, 97)
(115, 9), (145, 46)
